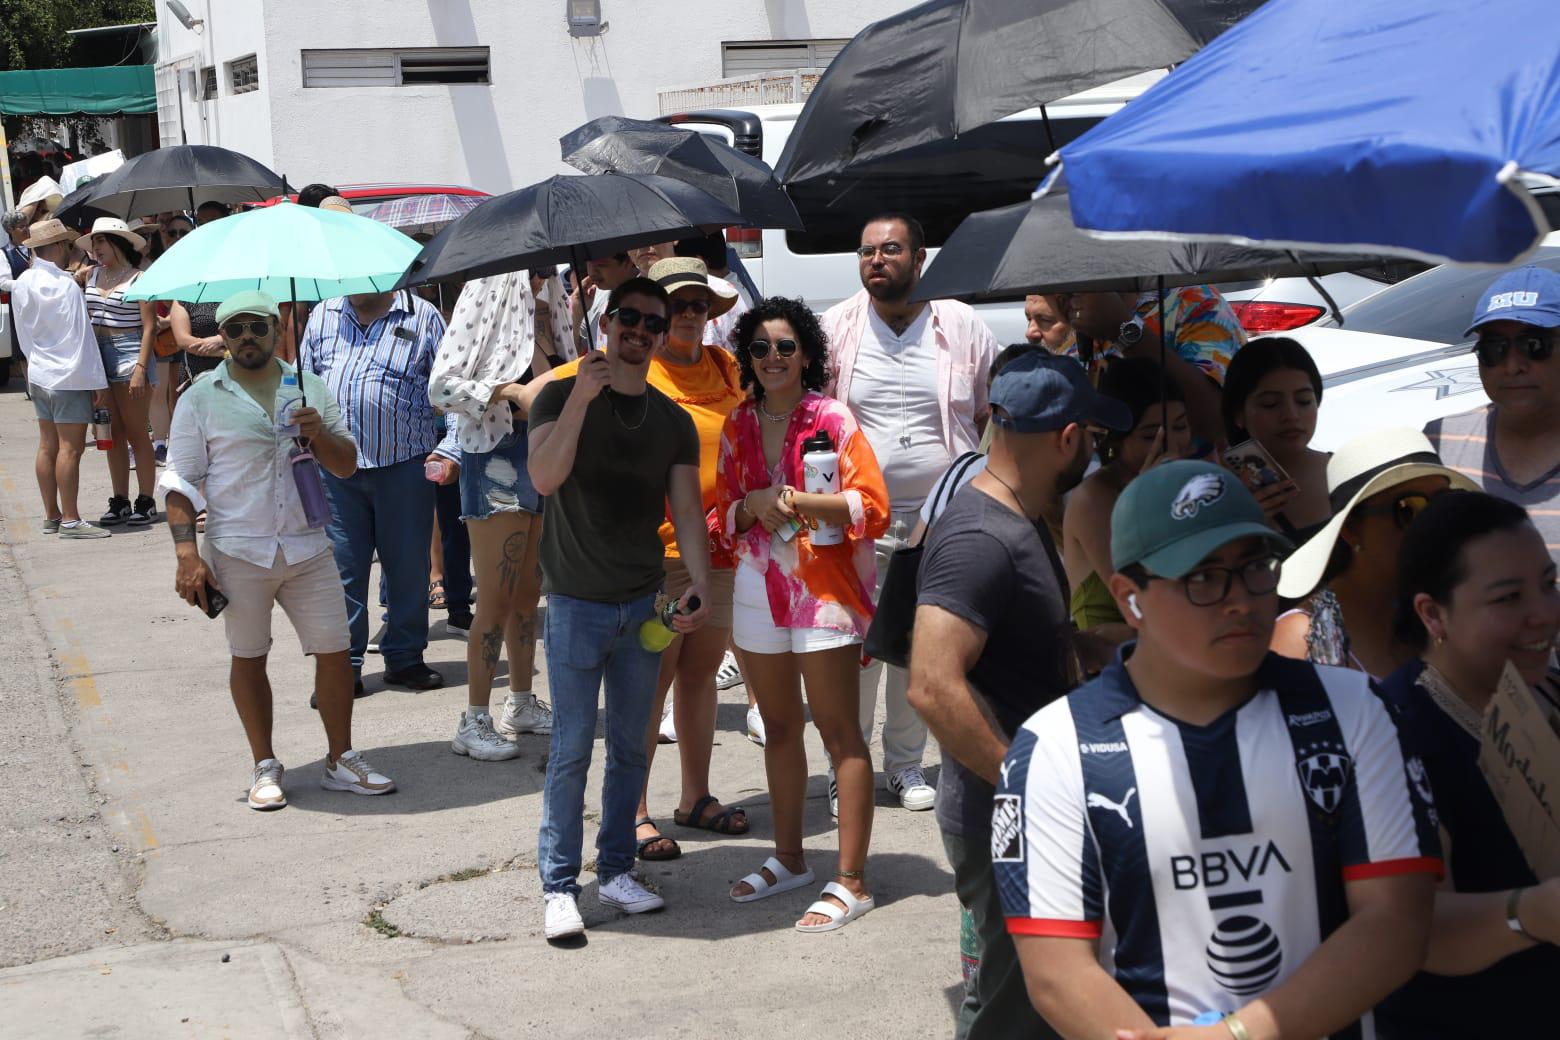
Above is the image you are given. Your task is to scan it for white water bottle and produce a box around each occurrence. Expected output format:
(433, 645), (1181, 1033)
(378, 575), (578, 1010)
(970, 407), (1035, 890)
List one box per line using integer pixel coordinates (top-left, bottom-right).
(274, 372), (303, 438)
(801, 430), (844, 546)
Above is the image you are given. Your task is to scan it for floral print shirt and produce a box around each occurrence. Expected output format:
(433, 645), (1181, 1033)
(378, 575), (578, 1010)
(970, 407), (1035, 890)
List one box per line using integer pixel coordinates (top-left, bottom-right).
(718, 392), (890, 638)
(1083, 284), (1247, 385)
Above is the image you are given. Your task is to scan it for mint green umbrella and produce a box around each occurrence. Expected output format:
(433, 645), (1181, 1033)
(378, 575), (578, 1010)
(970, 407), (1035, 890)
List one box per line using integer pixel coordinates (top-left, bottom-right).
(125, 200), (421, 302)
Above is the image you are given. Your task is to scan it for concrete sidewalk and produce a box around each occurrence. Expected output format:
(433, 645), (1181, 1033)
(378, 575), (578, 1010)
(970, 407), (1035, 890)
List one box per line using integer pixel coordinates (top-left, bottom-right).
(0, 379), (964, 1039)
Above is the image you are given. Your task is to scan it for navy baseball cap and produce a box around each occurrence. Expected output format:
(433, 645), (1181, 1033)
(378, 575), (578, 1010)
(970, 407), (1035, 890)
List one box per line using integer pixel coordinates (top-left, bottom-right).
(989, 351), (1131, 434)
(1465, 265), (1560, 337)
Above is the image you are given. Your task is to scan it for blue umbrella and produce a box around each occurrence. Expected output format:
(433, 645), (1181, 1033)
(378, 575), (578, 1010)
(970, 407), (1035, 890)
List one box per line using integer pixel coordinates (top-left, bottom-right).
(1046, 0), (1560, 266)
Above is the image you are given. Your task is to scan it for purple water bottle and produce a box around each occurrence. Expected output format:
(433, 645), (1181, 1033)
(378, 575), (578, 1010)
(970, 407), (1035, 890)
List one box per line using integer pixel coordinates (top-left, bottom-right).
(289, 444), (331, 529)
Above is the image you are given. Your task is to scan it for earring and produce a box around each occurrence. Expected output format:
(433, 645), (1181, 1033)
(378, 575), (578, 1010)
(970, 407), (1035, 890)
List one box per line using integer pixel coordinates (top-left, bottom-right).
(1434, 634), (1445, 648)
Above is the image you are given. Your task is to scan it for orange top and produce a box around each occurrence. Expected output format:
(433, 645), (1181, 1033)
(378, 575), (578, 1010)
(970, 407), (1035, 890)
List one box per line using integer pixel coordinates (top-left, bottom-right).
(549, 345), (745, 559)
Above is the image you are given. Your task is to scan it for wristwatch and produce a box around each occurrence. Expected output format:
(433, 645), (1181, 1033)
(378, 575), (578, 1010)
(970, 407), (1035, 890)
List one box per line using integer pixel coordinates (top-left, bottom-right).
(1507, 887), (1540, 942)
(1118, 316), (1145, 347)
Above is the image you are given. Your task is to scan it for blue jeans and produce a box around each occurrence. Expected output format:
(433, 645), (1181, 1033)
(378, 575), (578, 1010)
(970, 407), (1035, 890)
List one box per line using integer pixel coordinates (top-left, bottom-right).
(435, 479), (472, 614)
(537, 592), (661, 895)
(322, 458), (435, 672)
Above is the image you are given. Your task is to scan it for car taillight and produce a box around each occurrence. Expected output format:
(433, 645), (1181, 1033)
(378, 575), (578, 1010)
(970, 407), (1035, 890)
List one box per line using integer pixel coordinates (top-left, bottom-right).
(1229, 301), (1326, 333)
(726, 225), (762, 260)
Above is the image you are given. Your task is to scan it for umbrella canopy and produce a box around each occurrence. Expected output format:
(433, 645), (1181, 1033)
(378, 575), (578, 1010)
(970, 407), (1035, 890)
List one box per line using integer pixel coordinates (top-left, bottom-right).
(914, 193), (1393, 304)
(774, 0), (1259, 189)
(54, 144), (283, 223)
(364, 193), (486, 238)
(395, 173), (744, 289)
(124, 200), (422, 303)
(561, 115), (803, 230)
(1049, 0), (1560, 266)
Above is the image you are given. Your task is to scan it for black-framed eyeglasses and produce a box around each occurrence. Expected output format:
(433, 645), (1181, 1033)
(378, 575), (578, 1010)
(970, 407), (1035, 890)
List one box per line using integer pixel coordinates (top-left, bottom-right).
(609, 306), (668, 334)
(746, 338), (799, 359)
(1144, 556), (1282, 607)
(669, 296), (711, 316)
(1353, 492), (1434, 531)
(855, 243), (907, 260)
(221, 319), (272, 338)
(1474, 330), (1554, 367)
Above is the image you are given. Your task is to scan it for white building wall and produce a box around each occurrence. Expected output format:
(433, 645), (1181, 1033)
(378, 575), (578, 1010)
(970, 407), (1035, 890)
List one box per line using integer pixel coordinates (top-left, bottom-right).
(156, 0), (921, 194)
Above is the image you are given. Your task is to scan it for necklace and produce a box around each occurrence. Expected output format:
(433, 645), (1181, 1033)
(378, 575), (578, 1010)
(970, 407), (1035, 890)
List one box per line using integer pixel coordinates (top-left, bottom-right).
(757, 397), (796, 424)
(604, 388), (649, 431)
(986, 465), (1032, 519)
(1416, 662), (1484, 739)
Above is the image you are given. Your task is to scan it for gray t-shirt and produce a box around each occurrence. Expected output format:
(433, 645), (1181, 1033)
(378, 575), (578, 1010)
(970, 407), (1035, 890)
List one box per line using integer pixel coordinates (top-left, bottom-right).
(1425, 405), (1560, 562)
(916, 483), (1073, 836)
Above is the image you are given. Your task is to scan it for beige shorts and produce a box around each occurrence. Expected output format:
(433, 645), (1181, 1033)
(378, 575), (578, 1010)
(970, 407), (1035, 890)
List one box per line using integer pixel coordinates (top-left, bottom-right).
(662, 557), (734, 630)
(208, 547), (350, 659)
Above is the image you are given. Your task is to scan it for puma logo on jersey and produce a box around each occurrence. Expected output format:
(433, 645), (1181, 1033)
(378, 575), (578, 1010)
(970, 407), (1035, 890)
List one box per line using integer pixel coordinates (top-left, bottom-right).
(998, 760), (1013, 788)
(1087, 787), (1137, 827)
(1171, 473), (1225, 519)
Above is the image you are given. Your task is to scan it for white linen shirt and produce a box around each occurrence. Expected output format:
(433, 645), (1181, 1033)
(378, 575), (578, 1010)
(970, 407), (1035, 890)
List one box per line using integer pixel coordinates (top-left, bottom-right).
(0, 256), (107, 391)
(429, 271), (540, 454)
(157, 359), (351, 569)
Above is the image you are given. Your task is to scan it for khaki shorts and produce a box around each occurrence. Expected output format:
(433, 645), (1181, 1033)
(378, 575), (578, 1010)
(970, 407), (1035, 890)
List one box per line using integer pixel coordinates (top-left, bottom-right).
(208, 547), (350, 659)
(662, 557), (734, 630)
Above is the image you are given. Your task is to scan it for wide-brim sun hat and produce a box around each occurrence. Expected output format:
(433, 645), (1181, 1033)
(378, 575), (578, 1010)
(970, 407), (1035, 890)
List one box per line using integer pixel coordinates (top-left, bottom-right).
(1276, 428), (1480, 599)
(74, 216), (146, 255)
(21, 218), (77, 249)
(648, 256), (737, 319)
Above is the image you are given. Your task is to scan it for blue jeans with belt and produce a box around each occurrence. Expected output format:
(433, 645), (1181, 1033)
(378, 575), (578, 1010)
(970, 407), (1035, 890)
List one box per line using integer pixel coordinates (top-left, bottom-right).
(322, 458), (435, 673)
(537, 592), (661, 895)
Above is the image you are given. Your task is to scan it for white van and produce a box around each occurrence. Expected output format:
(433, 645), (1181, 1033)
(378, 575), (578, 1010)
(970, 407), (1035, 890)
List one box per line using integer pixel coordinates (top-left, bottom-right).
(663, 72), (1166, 344)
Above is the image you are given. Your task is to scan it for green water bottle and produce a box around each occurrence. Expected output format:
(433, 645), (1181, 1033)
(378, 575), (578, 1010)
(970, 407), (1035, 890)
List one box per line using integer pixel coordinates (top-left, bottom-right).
(639, 595), (701, 652)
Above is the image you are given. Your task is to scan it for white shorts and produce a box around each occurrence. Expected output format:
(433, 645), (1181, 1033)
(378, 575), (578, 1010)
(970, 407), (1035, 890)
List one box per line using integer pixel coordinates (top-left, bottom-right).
(732, 563), (859, 656)
(208, 546), (350, 659)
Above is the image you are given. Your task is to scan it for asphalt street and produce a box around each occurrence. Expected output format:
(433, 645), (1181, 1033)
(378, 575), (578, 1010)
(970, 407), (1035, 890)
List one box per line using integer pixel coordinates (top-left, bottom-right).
(0, 378), (963, 1039)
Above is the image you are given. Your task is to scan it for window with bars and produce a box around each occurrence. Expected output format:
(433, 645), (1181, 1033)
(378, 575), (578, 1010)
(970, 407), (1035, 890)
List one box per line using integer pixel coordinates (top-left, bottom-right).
(720, 39), (848, 77)
(201, 65), (218, 99)
(228, 54), (259, 95)
(301, 47), (491, 88)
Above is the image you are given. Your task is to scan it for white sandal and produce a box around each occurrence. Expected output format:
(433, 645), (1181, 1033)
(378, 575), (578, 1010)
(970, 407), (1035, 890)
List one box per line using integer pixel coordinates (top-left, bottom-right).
(730, 856), (815, 904)
(795, 881), (875, 933)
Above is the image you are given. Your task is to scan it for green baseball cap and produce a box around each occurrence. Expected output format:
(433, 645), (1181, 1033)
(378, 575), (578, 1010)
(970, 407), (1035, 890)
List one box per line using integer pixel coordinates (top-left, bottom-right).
(214, 290), (280, 326)
(1111, 460), (1292, 579)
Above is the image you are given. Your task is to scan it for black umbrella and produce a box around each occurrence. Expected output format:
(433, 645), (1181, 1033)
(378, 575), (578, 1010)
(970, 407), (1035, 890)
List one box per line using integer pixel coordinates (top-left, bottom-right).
(561, 115), (804, 231)
(54, 144), (283, 222)
(913, 193), (1381, 307)
(394, 173), (745, 288)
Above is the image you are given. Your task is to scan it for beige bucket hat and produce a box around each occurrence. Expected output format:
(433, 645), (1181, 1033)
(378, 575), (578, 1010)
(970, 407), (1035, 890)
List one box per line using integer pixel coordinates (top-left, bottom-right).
(648, 257), (738, 319)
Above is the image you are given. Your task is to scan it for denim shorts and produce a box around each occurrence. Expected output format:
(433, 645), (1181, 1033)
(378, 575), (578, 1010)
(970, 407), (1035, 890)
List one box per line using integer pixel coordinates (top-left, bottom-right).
(30, 384), (94, 425)
(97, 329), (154, 384)
(459, 428), (541, 520)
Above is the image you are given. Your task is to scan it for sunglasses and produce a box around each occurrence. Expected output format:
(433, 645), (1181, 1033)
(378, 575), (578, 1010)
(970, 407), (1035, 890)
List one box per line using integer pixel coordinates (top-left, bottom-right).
(669, 297), (711, 316)
(222, 319), (272, 338)
(1474, 331), (1554, 367)
(1354, 492), (1434, 531)
(166, 228), (189, 239)
(609, 306), (669, 335)
(746, 338), (799, 359)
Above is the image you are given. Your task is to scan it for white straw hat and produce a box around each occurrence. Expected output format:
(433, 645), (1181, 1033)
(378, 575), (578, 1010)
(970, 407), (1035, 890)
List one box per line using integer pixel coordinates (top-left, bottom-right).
(1276, 428), (1480, 599)
(74, 216), (147, 255)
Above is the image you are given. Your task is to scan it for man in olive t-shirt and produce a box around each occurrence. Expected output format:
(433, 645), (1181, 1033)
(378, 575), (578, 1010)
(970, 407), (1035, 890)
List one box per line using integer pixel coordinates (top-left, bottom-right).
(526, 277), (711, 940)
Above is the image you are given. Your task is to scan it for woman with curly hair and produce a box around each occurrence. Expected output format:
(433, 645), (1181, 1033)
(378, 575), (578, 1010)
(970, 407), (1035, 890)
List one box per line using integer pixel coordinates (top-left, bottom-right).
(717, 296), (890, 932)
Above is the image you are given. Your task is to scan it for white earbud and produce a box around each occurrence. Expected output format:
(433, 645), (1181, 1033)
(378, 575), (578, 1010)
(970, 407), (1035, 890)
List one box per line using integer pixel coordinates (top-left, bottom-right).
(1127, 593), (1143, 620)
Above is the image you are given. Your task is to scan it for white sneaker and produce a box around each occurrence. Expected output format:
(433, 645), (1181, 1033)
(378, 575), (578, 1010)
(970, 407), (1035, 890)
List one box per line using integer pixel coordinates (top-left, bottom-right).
(543, 891), (584, 940)
(496, 692), (552, 737)
(321, 749), (396, 795)
(452, 711), (522, 761)
(248, 758), (286, 811)
(888, 765), (936, 811)
(598, 872), (665, 914)
(715, 650), (743, 690)
(657, 702), (677, 744)
(746, 705), (766, 747)
(827, 767), (839, 820)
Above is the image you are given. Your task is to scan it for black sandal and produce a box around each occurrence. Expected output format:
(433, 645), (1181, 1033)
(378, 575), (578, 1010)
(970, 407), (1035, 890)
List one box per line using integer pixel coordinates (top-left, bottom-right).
(673, 794), (749, 835)
(635, 817), (681, 861)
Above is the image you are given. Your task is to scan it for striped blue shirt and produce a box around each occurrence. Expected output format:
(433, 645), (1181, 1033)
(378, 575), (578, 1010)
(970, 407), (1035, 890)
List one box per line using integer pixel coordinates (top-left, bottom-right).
(301, 291), (445, 469)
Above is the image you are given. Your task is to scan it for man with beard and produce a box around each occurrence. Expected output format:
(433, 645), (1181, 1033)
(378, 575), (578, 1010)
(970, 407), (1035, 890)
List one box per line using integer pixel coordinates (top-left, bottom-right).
(159, 291), (395, 811)
(526, 277), (712, 940)
(908, 352), (1130, 1040)
(823, 213), (999, 814)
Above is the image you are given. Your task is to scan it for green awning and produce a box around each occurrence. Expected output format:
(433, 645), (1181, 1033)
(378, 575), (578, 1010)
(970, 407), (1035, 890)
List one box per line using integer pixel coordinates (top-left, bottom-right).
(0, 66), (155, 117)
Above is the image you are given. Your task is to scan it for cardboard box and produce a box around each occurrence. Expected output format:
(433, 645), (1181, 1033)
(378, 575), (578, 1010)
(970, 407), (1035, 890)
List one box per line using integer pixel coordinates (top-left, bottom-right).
(1478, 662), (1560, 879)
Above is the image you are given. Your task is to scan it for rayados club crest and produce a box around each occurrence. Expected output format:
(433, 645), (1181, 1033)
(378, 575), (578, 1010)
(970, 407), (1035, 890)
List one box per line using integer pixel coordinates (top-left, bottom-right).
(1296, 741), (1353, 814)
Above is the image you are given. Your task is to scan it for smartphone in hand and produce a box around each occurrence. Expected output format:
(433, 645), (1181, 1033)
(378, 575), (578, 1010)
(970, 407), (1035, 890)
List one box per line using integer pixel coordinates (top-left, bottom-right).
(202, 581), (229, 619)
(1222, 439), (1290, 493)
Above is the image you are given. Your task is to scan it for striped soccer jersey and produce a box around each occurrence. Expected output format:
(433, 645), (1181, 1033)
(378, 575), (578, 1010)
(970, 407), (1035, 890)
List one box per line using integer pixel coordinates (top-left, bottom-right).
(994, 653), (1441, 1037)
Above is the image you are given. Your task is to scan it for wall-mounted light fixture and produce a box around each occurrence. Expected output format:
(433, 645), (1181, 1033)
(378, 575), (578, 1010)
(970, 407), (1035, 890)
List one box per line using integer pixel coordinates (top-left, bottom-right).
(567, 0), (608, 38)
(166, 0), (205, 33)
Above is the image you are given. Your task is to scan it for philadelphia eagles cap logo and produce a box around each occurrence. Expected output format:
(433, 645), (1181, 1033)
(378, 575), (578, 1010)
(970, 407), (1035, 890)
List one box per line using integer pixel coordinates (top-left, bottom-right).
(1171, 472), (1226, 520)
